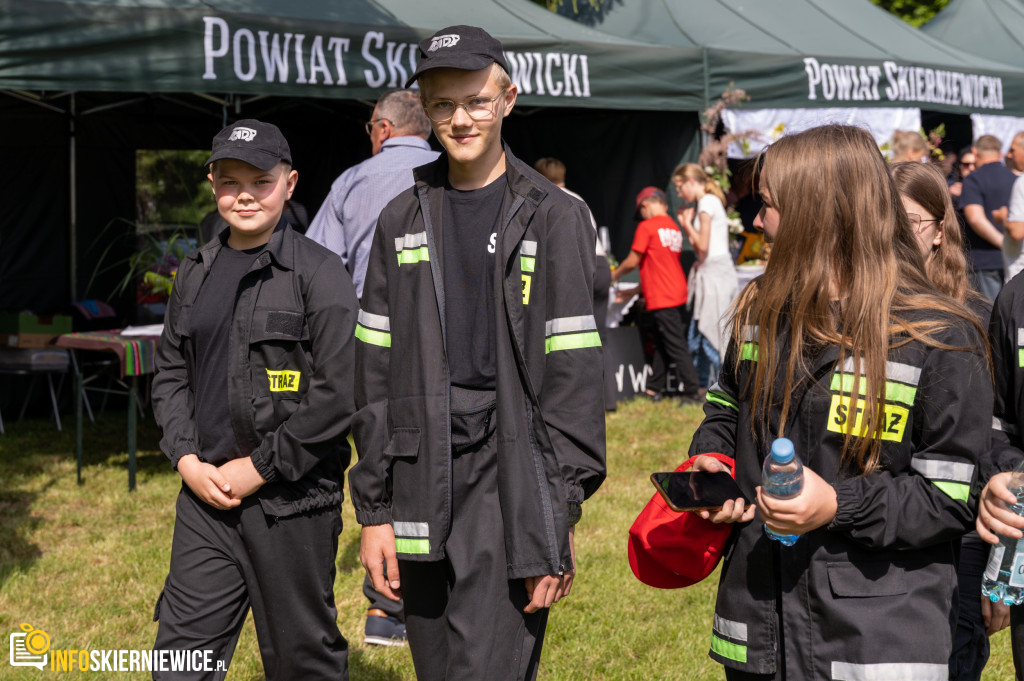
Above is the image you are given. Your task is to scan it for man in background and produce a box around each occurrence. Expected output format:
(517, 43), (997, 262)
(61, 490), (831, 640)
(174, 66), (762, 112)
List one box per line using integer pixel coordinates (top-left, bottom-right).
(961, 134), (1017, 300)
(307, 89), (439, 298)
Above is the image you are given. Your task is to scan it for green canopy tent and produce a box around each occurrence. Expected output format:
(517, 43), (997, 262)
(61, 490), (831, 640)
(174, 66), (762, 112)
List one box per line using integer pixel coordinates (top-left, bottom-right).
(0, 0), (705, 312)
(574, 0), (1024, 115)
(921, 0), (1024, 151)
(922, 0), (1024, 69)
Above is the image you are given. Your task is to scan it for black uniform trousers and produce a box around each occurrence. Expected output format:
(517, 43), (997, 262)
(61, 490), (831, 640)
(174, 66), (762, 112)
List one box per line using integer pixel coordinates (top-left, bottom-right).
(398, 426), (549, 681)
(648, 305), (701, 396)
(152, 486), (348, 681)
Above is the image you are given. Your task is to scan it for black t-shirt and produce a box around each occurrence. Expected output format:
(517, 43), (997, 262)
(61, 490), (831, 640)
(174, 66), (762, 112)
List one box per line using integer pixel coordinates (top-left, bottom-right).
(959, 161), (1018, 271)
(443, 175), (505, 389)
(190, 243), (264, 464)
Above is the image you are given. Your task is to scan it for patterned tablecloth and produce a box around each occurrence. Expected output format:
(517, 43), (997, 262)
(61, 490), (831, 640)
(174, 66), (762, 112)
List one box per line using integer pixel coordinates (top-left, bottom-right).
(55, 331), (159, 377)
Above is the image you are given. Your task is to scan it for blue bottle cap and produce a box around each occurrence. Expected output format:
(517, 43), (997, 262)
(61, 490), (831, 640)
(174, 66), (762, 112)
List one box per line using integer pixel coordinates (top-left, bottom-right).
(771, 437), (795, 464)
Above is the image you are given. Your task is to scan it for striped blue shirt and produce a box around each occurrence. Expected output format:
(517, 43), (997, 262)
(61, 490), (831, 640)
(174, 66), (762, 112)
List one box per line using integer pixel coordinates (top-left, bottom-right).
(307, 137), (439, 297)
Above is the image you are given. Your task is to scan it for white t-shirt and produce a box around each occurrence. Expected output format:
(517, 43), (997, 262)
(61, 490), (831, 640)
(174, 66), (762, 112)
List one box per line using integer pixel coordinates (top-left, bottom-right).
(694, 194), (731, 260)
(1006, 174), (1024, 281)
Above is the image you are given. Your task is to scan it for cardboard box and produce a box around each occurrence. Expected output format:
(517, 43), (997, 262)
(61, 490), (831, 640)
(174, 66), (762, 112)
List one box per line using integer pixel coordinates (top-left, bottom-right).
(0, 313), (72, 348)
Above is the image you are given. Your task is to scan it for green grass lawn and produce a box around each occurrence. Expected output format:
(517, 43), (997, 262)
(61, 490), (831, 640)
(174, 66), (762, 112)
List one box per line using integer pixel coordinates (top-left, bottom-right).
(0, 400), (1014, 680)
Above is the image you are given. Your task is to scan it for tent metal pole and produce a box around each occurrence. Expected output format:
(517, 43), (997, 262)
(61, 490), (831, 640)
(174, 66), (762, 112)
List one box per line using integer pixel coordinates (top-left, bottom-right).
(70, 93), (77, 303)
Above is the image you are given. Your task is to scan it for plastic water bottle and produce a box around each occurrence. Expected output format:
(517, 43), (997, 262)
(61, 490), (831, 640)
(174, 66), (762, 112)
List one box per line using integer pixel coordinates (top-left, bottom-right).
(762, 437), (804, 546)
(982, 464), (1024, 606)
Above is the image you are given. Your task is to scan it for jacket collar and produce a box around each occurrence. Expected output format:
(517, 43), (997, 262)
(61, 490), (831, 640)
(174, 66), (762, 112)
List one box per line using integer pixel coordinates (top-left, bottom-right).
(188, 217), (294, 271)
(413, 140), (548, 206)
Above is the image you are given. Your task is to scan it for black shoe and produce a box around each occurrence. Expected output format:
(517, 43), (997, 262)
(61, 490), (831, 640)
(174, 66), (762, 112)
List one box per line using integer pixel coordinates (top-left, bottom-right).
(365, 609), (407, 647)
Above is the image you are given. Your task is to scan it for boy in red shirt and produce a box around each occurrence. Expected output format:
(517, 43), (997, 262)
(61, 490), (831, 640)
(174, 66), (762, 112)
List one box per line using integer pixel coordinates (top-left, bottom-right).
(612, 187), (701, 403)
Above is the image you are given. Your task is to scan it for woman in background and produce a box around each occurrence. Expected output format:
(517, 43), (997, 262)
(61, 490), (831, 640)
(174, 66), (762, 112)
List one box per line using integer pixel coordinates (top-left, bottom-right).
(674, 163), (738, 388)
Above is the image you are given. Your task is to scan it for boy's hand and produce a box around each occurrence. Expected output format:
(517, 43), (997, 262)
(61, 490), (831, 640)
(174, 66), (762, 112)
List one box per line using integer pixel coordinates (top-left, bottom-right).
(524, 529), (576, 613)
(177, 454), (240, 510)
(218, 457), (266, 500)
(361, 524), (401, 601)
(755, 465), (837, 536)
(977, 472), (1024, 544)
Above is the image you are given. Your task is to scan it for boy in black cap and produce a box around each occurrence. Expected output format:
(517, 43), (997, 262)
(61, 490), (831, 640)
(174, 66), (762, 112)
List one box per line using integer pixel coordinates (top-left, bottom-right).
(350, 25), (606, 681)
(151, 119), (358, 680)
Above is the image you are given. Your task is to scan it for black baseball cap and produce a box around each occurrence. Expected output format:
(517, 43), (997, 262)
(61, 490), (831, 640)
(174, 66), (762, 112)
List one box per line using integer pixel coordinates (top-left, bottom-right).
(205, 119), (291, 171)
(405, 25), (509, 88)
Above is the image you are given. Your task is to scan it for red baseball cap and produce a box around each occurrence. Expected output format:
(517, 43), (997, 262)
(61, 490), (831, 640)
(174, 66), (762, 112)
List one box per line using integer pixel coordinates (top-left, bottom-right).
(634, 186), (666, 219)
(627, 454), (735, 589)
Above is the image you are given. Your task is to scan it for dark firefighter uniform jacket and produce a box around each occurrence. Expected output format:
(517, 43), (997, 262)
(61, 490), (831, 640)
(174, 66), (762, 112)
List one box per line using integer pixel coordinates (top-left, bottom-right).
(691, 310), (990, 681)
(152, 221), (359, 518)
(989, 272), (1024, 478)
(349, 145), (607, 579)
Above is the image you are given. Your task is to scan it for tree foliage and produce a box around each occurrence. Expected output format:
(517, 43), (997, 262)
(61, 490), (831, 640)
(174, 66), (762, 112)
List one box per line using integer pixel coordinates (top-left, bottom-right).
(868, 0), (953, 27)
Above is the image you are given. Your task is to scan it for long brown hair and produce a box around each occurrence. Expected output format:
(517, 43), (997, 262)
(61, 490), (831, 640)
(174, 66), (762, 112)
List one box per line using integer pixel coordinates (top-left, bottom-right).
(673, 162), (726, 204)
(889, 161), (977, 306)
(732, 125), (983, 473)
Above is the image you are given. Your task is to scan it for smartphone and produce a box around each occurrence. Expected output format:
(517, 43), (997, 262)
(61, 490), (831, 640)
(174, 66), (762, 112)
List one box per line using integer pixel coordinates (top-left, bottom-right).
(650, 471), (748, 512)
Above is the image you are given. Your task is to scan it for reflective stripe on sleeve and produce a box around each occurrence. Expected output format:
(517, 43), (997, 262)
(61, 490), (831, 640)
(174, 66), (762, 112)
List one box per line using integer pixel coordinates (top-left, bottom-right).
(740, 343), (759, 361)
(358, 310), (390, 332)
(545, 315), (601, 354)
(355, 309), (391, 347)
(395, 538), (430, 555)
(520, 239), (538, 256)
(706, 391), (737, 411)
(393, 521), (428, 538)
(710, 635), (747, 663)
(911, 458), (974, 502)
(713, 615), (747, 642)
(831, 662), (947, 681)
(994, 415), (1019, 436)
(521, 256), (536, 273)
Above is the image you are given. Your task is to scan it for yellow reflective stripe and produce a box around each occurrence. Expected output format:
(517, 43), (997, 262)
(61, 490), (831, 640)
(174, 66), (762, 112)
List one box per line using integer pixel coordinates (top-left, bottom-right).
(706, 391), (737, 411)
(933, 481), (971, 503)
(397, 246), (430, 265)
(740, 343), (759, 361)
(355, 324), (391, 348)
(830, 374), (917, 406)
(545, 331), (602, 354)
(1019, 348), (1024, 368)
(395, 538), (430, 555)
(521, 256), (536, 273)
(710, 635), (747, 663)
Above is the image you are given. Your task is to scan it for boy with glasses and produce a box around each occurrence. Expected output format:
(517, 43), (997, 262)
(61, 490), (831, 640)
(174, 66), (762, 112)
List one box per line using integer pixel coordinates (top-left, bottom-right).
(349, 24), (606, 681)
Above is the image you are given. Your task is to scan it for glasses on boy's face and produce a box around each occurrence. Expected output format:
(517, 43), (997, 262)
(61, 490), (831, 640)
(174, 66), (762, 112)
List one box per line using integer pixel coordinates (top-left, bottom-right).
(423, 87), (508, 123)
(364, 118), (392, 135)
(907, 212), (941, 233)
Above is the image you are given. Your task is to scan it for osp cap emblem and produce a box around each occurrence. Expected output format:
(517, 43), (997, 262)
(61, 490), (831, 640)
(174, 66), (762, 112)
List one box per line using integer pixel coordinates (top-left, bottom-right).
(228, 127), (258, 142)
(428, 34), (460, 52)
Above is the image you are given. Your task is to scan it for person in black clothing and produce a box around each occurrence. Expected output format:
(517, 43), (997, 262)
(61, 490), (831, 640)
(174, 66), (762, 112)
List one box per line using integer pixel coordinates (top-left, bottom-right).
(151, 119), (358, 680)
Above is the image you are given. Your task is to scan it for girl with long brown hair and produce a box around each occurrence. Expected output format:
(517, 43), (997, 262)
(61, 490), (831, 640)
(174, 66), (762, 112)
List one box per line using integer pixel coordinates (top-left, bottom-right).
(687, 125), (991, 681)
(891, 160), (995, 680)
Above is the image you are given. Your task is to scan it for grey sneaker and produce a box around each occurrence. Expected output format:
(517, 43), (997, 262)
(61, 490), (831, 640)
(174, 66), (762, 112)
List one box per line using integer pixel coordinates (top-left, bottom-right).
(364, 609), (407, 647)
